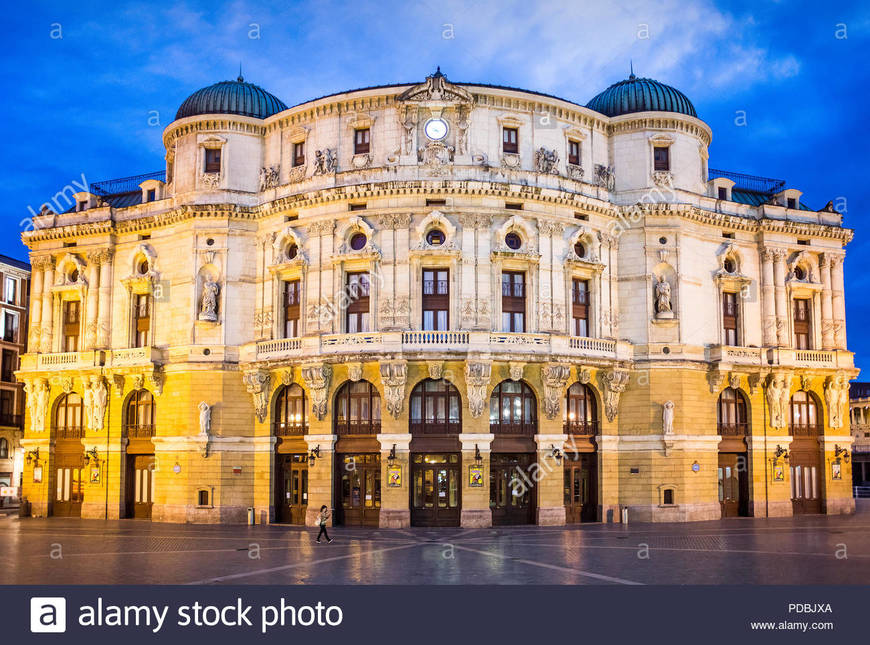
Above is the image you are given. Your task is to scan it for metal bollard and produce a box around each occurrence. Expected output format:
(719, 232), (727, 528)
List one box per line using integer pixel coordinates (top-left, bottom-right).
(621, 506), (629, 525)
(247, 507), (255, 525)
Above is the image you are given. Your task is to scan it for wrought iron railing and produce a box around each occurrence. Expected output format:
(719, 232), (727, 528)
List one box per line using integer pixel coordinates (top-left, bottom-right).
(274, 422), (307, 436)
(717, 422), (749, 437)
(409, 420), (462, 435)
(708, 168), (785, 195)
(490, 422), (536, 436)
(90, 171), (165, 196)
(564, 420), (599, 436)
(123, 424), (155, 438)
(334, 420), (381, 435)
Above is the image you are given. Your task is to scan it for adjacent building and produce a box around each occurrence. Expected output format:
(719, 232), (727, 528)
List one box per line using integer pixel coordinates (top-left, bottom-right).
(17, 70), (857, 525)
(849, 382), (870, 490)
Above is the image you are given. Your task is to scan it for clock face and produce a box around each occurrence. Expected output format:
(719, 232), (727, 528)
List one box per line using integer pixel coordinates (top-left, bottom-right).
(424, 118), (449, 141)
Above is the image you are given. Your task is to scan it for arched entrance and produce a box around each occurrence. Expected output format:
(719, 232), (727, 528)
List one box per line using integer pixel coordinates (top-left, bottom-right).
(52, 393), (84, 517)
(489, 380), (537, 525)
(409, 379), (462, 526)
(717, 387), (750, 517)
(563, 382), (598, 523)
(333, 380), (381, 526)
(123, 389), (156, 519)
(789, 390), (822, 515)
(273, 383), (308, 524)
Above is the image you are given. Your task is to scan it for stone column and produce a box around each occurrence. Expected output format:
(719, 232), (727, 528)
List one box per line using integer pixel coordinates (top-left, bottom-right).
(760, 248), (777, 346)
(534, 433), (568, 525)
(84, 251), (102, 350)
(304, 433), (336, 527)
(376, 432), (411, 528)
(459, 433), (493, 527)
(772, 249), (788, 347)
(830, 255), (846, 349)
(28, 258), (44, 353)
(819, 253), (835, 350)
(40, 259), (55, 353)
(96, 249), (114, 348)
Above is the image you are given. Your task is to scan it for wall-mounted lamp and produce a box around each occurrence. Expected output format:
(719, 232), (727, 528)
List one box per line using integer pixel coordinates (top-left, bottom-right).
(83, 447), (100, 466)
(474, 444), (482, 466)
(773, 444), (790, 463)
(550, 445), (563, 463)
(25, 448), (40, 466)
(388, 444), (396, 466)
(308, 445), (320, 468)
(834, 444), (851, 464)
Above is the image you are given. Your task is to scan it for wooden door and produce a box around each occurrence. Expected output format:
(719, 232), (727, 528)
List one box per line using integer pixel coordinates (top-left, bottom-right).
(336, 454), (380, 526)
(717, 453), (748, 518)
(790, 446), (822, 515)
(564, 453), (597, 523)
(126, 454), (155, 519)
(275, 454), (308, 524)
(410, 453), (461, 526)
(490, 453), (535, 525)
(53, 452), (83, 517)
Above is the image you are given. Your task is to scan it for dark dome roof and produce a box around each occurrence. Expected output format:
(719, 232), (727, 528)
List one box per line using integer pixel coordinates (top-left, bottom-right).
(586, 74), (696, 118)
(175, 77), (288, 121)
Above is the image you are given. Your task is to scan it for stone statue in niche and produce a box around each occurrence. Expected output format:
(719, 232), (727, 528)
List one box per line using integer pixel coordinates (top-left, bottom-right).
(662, 400), (675, 435)
(198, 401), (211, 436)
(199, 277), (220, 322)
(654, 276), (674, 319)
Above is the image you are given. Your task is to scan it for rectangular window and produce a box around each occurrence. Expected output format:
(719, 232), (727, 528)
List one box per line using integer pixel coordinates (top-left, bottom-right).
(425, 198), (446, 207)
(793, 298), (811, 349)
(292, 142), (305, 167)
(63, 300), (81, 352)
(0, 389), (13, 421)
(568, 140), (580, 165)
(505, 202), (522, 210)
(4, 277), (17, 305)
(0, 350), (14, 382)
(354, 128), (370, 154)
(348, 203), (367, 211)
(78, 200), (88, 212)
(422, 269), (449, 331)
(133, 294), (151, 348)
(787, 198), (796, 209)
(146, 189), (156, 202)
(718, 187), (728, 200)
(653, 146), (670, 171)
(501, 271), (526, 332)
(204, 148), (221, 173)
(283, 280), (300, 338)
(571, 279), (589, 337)
(3, 312), (17, 343)
(502, 127), (518, 154)
(346, 272), (370, 333)
(722, 292), (739, 346)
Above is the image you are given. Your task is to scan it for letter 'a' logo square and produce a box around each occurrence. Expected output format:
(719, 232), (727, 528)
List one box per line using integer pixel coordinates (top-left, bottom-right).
(31, 598), (66, 633)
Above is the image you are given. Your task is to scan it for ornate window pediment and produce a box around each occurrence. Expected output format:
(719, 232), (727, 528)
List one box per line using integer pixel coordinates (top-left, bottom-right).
(714, 242), (750, 287)
(411, 210), (459, 252)
(492, 215), (538, 257)
(53, 253), (88, 289)
(270, 225), (309, 269)
(787, 250), (819, 284)
(121, 243), (160, 292)
(565, 227), (605, 273)
(334, 216), (381, 260)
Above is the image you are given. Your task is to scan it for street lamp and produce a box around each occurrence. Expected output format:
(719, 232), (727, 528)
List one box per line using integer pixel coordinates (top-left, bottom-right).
(550, 445), (563, 463)
(25, 448), (40, 466)
(834, 444), (851, 464)
(308, 445), (321, 468)
(773, 444), (790, 463)
(387, 444), (396, 466)
(474, 444), (482, 466)
(83, 447), (100, 466)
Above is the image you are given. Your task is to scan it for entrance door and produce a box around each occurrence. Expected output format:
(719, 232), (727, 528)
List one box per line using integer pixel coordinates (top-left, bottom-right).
(336, 453), (381, 526)
(276, 454), (308, 524)
(126, 454), (155, 519)
(490, 453), (535, 525)
(717, 453), (748, 517)
(790, 446), (821, 515)
(564, 453), (597, 523)
(411, 453), (461, 526)
(53, 453), (83, 517)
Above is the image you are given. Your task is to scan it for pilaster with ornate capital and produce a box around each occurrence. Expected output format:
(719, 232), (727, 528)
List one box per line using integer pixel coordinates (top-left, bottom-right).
(465, 360), (492, 418)
(243, 369), (271, 423)
(301, 363), (332, 420)
(541, 363), (571, 419)
(598, 369), (629, 422)
(379, 360), (408, 419)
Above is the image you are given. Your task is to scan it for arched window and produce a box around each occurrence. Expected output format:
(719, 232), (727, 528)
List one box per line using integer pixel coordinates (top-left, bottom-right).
(334, 381), (381, 435)
(717, 388), (748, 435)
(0, 437), (8, 459)
(489, 380), (537, 435)
(124, 389), (155, 438)
(790, 390), (822, 436)
(274, 384), (307, 436)
(54, 393), (83, 439)
(564, 382), (598, 435)
(410, 379), (461, 434)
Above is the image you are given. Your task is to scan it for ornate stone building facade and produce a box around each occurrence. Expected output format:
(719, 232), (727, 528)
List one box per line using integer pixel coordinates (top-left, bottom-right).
(17, 70), (857, 525)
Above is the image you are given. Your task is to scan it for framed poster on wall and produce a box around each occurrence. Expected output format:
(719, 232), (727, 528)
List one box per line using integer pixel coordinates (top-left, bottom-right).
(387, 466), (402, 487)
(32, 466), (43, 483)
(469, 466), (484, 487)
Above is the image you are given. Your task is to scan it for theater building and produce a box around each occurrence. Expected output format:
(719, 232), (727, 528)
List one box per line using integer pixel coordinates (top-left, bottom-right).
(17, 70), (857, 526)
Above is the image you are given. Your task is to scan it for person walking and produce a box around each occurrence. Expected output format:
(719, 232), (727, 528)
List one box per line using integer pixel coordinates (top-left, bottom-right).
(316, 505), (333, 543)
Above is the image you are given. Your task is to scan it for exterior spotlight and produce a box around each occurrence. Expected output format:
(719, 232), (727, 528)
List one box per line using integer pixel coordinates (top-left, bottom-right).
(388, 444), (396, 466)
(774, 444), (790, 463)
(550, 445), (563, 463)
(25, 448), (40, 465)
(84, 447), (100, 466)
(308, 445), (320, 468)
(474, 444), (482, 465)
(834, 445), (850, 463)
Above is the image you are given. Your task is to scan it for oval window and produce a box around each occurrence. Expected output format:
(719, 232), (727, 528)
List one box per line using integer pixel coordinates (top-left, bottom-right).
(794, 266), (806, 281)
(349, 233), (367, 251)
(69, 269), (79, 283)
(574, 242), (586, 258)
(426, 229), (445, 246)
(137, 259), (149, 275)
(505, 232), (522, 250)
(723, 258), (736, 274)
(286, 243), (298, 260)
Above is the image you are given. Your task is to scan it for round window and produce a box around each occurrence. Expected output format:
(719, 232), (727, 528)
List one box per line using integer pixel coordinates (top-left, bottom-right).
(426, 229), (445, 246)
(659, 236), (667, 245)
(505, 232), (522, 250)
(286, 243), (298, 260)
(137, 259), (149, 275)
(574, 242), (586, 258)
(723, 258), (736, 274)
(794, 266), (806, 281)
(69, 269), (79, 283)
(349, 233), (367, 251)
(206, 238), (215, 246)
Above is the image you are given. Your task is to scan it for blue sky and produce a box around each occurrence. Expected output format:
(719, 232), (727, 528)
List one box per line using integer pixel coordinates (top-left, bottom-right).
(2, 0), (869, 370)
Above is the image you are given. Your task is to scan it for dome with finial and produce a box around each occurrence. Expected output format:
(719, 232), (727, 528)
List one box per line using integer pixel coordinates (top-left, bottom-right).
(175, 74), (288, 121)
(586, 73), (696, 118)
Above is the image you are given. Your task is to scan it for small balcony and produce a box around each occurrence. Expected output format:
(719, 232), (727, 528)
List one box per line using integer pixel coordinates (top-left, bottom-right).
(108, 346), (164, 368)
(706, 345), (767, 366)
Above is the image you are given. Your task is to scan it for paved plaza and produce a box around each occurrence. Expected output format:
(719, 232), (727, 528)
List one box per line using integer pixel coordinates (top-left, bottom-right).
(1, 511), (869, 585)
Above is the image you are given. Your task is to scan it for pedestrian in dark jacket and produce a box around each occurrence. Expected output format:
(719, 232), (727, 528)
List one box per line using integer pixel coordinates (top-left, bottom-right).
(316, 505), (333, 543)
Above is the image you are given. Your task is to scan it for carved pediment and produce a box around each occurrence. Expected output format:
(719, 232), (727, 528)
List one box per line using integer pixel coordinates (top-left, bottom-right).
(397, 68), (473, 105)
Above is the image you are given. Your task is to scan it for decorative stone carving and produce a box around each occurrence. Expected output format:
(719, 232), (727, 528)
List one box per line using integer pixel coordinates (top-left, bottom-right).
(111, 374), (125, 397)
(418, 142), (454, 173)
(428, 362), (444, 381)
(281, 368), (294, 386)
(824, 372), (849, 429)
(149, 367), (164, 396)
(259, 165), (280, 191)
(60, 376), (74, 395)
(306, 220), (335, 237)
(707, 370), (725, 393)
(594, 164), (615, 190)
(566, 163), (584, 180)
(728, 373), (741, 390)
(662, 400), (675, 435)
(800, 374), (813, 391)
(652, 171), (673, 187)
(766, 372), (792, 429)
(89, 375), (107, 431)
(302, 363), (332, 420)
(287, 165), (306, 183)
(747, 372), (762, 395)
(313, 149), (337, 175)
(199, 277), (220, 322)
(200, 172), (220, 189)
(654, 276), (673, 318)
(379, 361), (408, 419)
(509, 362), (525, 382)
(534, 147), (559, 174)
(243, 370), (271, 423)
(347, 363), (363, 382)
(198, 401), (212, 458)
(460, 297), (490, 330)
(23, 378), (49, 432)
(541, 363), (571, 419)
(397, 68), (474, 104)
(131, 373), (145, 391)
(465, 361), (492, 418)
(501, 152), (521, 169)
(598, 369), (629, 422)
(351, 153), (373, 170)
(576, 367), (592, 384)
